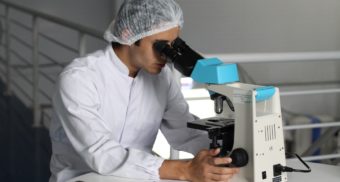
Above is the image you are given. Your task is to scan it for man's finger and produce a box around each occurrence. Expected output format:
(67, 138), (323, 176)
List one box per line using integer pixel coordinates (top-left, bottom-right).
(209, 166), (240, 175)
(208, 173), (233, 181)
(213, 157), (232, 165)
(209, 148), (220, 156)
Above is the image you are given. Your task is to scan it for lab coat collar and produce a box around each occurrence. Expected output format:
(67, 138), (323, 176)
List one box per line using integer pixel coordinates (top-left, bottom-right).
(106, 44), (130, 76)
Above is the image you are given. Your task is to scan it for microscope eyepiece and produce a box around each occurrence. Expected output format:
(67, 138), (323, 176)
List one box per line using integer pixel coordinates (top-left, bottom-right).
(153, 37), (204, 77)
(172, 37), (186, 51)
(153, 40), (179, 63)
(153, 40), (168, 53)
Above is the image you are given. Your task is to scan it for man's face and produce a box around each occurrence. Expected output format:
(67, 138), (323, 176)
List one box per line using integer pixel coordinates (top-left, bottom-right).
(129, 27), (180, 75)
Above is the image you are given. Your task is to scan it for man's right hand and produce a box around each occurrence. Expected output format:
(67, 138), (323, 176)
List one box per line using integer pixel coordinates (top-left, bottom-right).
(186, 148), (240, 182)
(159, 148), (240, 181)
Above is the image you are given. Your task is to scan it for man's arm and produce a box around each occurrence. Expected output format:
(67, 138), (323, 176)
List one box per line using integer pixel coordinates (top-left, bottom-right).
(160, 160), (190, 180)
(159, 148), (239, 181)
(161, 68), (211, 155)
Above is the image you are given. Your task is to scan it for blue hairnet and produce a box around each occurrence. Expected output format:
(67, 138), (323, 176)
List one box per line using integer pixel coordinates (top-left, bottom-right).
(104, 0), (183, 45)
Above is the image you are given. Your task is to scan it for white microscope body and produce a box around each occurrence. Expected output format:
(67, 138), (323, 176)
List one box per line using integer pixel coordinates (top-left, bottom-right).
(153, 37), (288, 182)
(207, 82), (288, 182)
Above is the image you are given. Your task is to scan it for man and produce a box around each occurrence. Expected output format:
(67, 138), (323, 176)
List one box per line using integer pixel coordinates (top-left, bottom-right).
(49, 0), (239, 181)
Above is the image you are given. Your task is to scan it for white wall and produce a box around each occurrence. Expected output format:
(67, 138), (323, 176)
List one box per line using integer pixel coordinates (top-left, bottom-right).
(7, 0), (115, 31)
(0, 0), (116, 106)
(1, 0), (339, 118)
(177, 0), (340, 53)
(177, 0), (340, 118)
(4, 0), (340, 55)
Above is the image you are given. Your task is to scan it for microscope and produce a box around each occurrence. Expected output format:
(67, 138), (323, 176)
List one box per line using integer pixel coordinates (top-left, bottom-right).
(154, 38), (288, 182)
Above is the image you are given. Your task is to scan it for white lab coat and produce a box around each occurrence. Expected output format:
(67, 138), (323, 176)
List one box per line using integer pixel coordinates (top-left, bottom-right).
(49, 45), (210, 182)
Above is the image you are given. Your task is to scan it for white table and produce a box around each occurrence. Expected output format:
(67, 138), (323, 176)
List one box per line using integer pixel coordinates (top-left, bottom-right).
(67, 160), (340, 182)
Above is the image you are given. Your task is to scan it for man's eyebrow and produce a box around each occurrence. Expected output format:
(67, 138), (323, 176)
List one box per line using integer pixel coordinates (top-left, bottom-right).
(154, 38), (178, 45)
(154, 39), (170, 43)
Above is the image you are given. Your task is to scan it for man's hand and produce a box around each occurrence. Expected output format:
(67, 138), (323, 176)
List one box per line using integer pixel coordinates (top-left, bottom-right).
(159, 148), (239, 181)
(187, 148), (240, 182)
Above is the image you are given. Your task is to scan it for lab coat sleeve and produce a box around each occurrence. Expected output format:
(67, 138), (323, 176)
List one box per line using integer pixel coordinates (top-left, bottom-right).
(160, 75), (210, 155)
(53, 70), (164, 179)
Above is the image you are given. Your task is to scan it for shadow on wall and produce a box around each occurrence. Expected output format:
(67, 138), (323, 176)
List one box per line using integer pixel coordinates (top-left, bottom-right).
(0, 81), (52, 182)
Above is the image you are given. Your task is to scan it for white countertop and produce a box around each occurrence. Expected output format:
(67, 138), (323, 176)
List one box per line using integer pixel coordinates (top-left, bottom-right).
(68, 160), (340, 182)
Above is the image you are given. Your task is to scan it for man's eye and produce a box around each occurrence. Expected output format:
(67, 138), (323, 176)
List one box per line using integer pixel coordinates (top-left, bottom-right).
(154, 40), (169, 45)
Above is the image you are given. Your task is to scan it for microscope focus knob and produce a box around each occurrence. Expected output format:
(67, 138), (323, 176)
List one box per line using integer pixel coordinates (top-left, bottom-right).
(230, 148), (248, 167)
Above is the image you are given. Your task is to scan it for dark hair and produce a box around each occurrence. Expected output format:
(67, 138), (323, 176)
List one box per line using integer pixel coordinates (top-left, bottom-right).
(111, 42), (122, 48)
(111, 40), (141, 48)
(134, 39), (141, 46)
